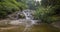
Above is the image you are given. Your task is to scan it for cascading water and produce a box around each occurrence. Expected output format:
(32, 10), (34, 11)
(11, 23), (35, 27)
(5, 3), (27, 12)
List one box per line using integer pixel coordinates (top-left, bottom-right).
(1, 0), (42, 32)
(8, 9), (38, 32)
(22, 9), (36, 32)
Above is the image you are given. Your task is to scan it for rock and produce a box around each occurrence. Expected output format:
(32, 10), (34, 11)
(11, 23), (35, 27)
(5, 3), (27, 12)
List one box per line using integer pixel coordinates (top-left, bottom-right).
(0, 20), (10, 26)
(52, 21), (60, 28)
(19, 13), (25, 19)
(7, 11), (25, 20)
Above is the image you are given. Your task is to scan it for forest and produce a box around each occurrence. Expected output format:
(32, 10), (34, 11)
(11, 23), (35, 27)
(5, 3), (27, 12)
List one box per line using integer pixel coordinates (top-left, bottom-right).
(0, 0), (60, 32)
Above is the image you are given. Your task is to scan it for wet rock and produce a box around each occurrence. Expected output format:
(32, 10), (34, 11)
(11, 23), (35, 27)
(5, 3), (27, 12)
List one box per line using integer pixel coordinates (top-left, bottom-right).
(52, 21), (60, 28)
(7, 11), (25, 20)
(0, 20), (10, 26)
(19, 14), (25, 19)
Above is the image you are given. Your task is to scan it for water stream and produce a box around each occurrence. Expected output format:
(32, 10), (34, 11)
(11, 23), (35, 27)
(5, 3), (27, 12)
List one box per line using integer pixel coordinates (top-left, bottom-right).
(22, 9), (36, 32)
(8, 9), (37, 32)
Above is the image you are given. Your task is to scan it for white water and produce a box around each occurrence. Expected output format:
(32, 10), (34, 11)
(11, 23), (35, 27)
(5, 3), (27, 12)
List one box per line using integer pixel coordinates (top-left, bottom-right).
(22, 9), (36, 32)
(8, 9), (38, 32)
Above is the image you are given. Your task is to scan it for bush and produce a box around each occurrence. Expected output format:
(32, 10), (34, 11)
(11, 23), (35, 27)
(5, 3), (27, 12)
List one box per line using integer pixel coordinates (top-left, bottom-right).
(0, 2), (19, 18)
(34, 6), (60, 24)
(0, 0), (28, 19)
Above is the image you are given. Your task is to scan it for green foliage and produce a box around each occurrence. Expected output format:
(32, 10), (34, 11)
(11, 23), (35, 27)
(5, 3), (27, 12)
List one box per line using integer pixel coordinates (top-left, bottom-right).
(0, 0), (28, 19)
(41, 0), (60, 7)
(34, 6), (60, 24)
(34, 0), (60, 24)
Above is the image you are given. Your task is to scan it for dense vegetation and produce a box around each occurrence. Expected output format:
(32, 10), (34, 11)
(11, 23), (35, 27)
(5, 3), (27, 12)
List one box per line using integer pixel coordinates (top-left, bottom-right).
(0, 0), (60, 32)
(0, 0), (28, 19)
(0, 0), (60, 23)
(34, 0), (60, 24)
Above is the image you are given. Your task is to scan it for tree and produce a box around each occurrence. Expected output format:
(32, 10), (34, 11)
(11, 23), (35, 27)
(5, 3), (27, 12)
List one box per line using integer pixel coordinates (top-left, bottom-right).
(41, 0), (60, 7)
(0, 0), (28, 19)
(34, 0), (60, 24)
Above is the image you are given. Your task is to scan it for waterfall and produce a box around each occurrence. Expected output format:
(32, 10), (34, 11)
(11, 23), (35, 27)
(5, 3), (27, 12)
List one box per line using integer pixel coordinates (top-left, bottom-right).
(22, 9), (36, 32)
(8, 9), (39, 32)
